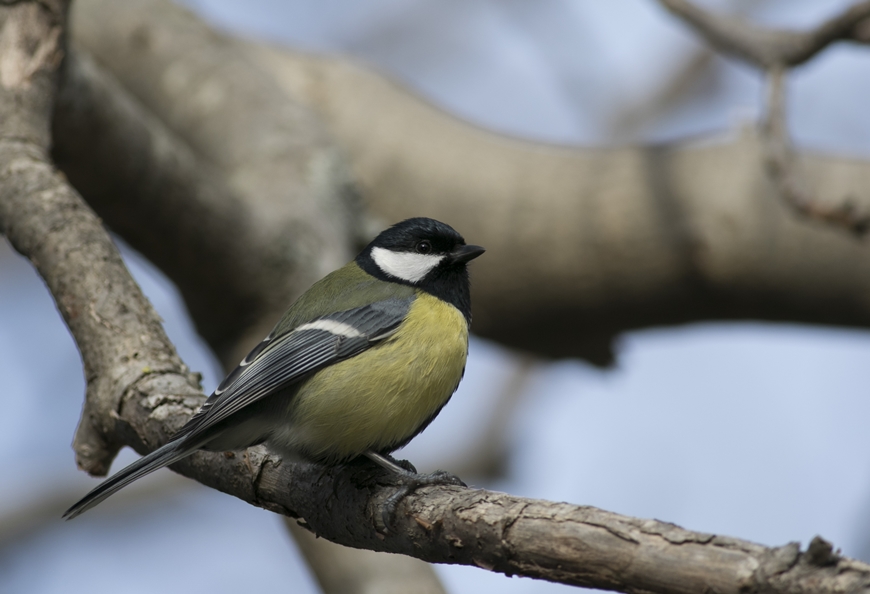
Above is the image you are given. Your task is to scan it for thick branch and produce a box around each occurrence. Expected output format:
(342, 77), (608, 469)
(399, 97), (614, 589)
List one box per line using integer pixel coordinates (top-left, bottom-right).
(130, 421), (870, 594)
(67, 380), (870, 594)
(252, 45), (870, 364)
(64, 0), (870, 365)
(0, 0), (202, 476)
(659, 0), (870, 68)
(5, 139), (858, 591)
(259, 458), (870, 594)
(51, 48), (272, 357)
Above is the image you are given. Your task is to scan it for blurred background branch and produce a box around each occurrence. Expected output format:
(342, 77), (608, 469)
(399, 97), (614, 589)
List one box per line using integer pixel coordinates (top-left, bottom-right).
(661, 0), (870, 233)
(761, 66), (870, 234)
(659, 0), (870, 67)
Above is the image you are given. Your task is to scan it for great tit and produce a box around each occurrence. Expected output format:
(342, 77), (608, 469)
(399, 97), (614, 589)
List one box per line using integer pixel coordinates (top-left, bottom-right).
(64, 217), (484, 520)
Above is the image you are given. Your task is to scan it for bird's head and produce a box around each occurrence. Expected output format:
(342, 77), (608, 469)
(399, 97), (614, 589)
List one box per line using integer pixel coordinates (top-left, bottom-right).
(357, 217), (485, 286)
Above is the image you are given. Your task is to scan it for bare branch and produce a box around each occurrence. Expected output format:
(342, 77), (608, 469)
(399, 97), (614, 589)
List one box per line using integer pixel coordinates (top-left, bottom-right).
(248, 43), (870, 363)
(63, 0), (870, 366)
(260, 460), (870, 594)
(5, 8), (866, 584)
(659, 0), (870, 68)
(761, 67), (870, 234)
(644, 2), (870, 235)
(0, 0), (200, 476)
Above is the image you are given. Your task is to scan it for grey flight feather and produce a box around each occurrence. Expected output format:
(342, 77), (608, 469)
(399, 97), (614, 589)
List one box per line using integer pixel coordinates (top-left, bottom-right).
(175, 297), (414, 445)
(62, 440), (199, 520)
(63, 296), (414, 520)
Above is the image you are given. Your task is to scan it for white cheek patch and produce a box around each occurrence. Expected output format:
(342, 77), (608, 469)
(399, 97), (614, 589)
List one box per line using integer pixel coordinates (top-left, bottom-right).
(371, 247), (444, 283)
(296, 319), (363, 339)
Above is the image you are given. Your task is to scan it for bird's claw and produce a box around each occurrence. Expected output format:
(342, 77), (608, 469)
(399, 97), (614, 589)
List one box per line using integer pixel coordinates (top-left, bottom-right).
(378, 470), (466, 533)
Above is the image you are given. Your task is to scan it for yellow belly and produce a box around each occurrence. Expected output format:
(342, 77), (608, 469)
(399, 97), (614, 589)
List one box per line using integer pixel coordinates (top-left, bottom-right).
(282, 292), (469, 463)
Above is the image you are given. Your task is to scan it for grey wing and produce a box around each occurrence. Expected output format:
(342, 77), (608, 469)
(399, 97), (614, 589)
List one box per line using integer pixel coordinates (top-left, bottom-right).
(174, 296), (413, 446)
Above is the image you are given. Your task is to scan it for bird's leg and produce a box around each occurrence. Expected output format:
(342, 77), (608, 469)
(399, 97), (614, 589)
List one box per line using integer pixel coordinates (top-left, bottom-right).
(364, 451), (417, 474)
(364, 451), (466, 532)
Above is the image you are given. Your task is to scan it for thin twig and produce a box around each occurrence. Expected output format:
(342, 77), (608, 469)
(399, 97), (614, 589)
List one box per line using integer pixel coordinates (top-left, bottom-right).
(761, 68), (870, 234)
(659, 0), (870, 68)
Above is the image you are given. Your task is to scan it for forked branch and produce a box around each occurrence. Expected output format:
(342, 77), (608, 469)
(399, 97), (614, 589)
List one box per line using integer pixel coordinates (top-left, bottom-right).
(660, 0), (870, 234)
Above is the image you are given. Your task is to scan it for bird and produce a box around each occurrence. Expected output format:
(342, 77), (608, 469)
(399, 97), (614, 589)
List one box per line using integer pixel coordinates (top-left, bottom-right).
(64, 217), (485, 522)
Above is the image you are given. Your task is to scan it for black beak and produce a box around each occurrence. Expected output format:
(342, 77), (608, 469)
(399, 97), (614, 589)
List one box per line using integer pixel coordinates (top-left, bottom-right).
(450, 244), (485, 264)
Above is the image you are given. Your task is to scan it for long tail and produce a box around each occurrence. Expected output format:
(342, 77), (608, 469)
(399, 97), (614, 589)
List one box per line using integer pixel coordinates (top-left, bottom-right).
(63, 439), (195, 520)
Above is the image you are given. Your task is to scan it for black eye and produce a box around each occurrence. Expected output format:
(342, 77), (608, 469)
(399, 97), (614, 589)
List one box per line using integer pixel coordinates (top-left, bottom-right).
(416, 241), (432, 254)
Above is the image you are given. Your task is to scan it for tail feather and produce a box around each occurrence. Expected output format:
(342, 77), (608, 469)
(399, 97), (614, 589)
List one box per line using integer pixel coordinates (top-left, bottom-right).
(63, 440), (194, 520)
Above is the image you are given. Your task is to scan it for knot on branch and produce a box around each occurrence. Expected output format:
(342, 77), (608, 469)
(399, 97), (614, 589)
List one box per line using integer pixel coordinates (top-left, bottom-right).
(74, 364), (200, 476)
(806, 536), (840, 568)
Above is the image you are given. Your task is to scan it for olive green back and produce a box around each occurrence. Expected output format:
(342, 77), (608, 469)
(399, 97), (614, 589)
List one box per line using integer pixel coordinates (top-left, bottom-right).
(271, 262), (416, 336)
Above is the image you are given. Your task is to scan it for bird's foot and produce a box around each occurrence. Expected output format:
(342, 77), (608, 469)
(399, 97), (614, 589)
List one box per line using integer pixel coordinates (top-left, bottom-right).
(363, 451), (466, 533)
(380, 470), (466, 531)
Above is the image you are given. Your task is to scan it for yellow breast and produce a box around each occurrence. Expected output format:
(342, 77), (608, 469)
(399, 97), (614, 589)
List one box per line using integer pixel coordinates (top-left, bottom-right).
(286, 292), (469, 463)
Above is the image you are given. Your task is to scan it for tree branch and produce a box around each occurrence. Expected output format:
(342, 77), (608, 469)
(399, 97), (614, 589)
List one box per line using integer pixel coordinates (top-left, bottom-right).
(52, 4), (445, 589)
(53, 0), (870, 367)
(51, 47), (272, 358)
(70, 0), (364, 363)
(6, 152), (860, 591)
(253, 458), (870, 594)
(249, 43), (870, 363)
(658, 0), (870, 235)
(659, 0), (870, 68)
(0, 0), (201, 476)
(761, 66), (870, 234)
